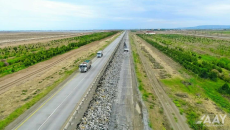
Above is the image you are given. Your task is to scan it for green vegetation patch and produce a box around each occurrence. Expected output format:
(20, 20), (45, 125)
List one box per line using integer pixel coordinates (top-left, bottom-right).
(162, 77), (208, 129)
(162, 76), (230, 112)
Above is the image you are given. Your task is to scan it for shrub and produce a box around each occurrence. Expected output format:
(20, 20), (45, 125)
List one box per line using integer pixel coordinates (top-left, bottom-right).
(218, 83), (230, 95)
(209, 71), (217, 81)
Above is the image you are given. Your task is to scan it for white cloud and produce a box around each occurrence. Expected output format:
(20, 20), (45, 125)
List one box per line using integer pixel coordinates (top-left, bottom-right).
(205, 4), (230, 15)
(0, 0), (99, 18)
(112, 17), (134, 21)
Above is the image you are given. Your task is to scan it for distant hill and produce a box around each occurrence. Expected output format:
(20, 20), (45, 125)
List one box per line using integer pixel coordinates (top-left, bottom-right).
(180, 25), (230, 30)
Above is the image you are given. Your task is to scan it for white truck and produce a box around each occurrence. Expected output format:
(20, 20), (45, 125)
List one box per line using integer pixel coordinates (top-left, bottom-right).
(97, 51), (103, 58)
(79, 60), (92, 73)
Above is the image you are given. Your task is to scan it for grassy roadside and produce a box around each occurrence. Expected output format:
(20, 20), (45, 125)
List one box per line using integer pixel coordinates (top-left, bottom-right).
(129, 33), (169, 130)
(161, 77), (208, 130)
(0, 32), (121, 130)
(161, 73), (230, 130)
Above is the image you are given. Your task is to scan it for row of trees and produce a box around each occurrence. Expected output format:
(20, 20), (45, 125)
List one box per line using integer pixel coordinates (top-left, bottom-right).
(0, 31), (118, 75)
(138, 34), (221, 81)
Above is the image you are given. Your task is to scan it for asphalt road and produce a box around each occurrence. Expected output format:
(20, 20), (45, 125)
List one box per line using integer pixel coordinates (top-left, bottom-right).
(13, 32), (125, 130)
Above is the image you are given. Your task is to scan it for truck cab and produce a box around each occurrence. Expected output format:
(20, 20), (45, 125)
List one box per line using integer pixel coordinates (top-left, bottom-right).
(97, 51), (103, 58)
(79, 64), (88, 72)
(79, 60), (92, 73)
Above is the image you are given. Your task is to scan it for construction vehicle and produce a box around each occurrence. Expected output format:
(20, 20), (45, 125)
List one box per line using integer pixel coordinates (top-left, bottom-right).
(97, 51), (103, 58)
(79, 60), (92, 73)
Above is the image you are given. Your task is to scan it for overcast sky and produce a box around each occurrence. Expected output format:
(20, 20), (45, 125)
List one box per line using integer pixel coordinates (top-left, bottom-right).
(0, 0), (230, 30)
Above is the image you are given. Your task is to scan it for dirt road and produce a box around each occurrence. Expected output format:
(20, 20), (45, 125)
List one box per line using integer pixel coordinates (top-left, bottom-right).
(133, 34), (190, 130)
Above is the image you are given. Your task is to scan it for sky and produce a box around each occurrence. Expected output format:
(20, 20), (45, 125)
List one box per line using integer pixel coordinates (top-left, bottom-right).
(0, 0), (230, 30)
